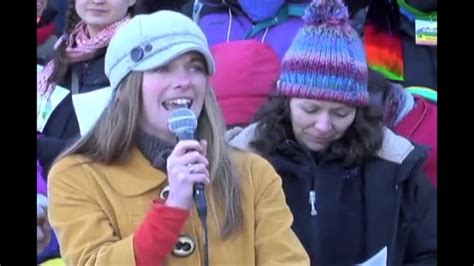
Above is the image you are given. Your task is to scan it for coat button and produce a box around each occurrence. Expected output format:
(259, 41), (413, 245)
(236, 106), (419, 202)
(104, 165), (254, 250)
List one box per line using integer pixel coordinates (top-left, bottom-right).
(144, 43), (153, 52)
(130, 47), (144, 62)
(172, 234), (195, 257)
(159, 186), (170, 200)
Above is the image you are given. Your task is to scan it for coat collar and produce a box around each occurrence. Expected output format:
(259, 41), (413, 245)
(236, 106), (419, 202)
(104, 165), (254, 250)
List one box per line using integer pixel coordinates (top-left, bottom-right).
(227, 123), (416, 165)
(226, 123), (258, 152)
(102, 147), (167, 196)
(376, 127), (415, 164)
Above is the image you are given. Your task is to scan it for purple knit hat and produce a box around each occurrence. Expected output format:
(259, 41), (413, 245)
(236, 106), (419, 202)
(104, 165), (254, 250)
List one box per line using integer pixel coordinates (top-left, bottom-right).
(276, 0), (369, 106)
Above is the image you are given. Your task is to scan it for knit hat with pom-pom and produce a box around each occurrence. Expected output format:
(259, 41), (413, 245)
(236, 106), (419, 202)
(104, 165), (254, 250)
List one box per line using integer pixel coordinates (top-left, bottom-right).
(276, 0), (369, 106)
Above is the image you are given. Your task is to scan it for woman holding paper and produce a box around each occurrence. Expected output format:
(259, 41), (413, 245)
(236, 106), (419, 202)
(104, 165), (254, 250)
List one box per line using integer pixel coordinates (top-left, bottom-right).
(227, 0), (437, 265)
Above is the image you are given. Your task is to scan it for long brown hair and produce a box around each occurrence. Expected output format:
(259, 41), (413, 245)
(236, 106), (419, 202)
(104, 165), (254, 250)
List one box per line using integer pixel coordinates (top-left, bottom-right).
(47, 0), (80, 86)
(251, 96), (385, 166)
(60, 72), (243, 238)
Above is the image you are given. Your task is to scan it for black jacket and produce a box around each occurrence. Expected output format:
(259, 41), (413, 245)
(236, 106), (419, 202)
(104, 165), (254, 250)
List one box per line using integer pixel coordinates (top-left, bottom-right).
(37, 49), (109, 173)
(228, 126), (437, 266)
(399, 14), (437, 90)
(266, 137), (436, 265)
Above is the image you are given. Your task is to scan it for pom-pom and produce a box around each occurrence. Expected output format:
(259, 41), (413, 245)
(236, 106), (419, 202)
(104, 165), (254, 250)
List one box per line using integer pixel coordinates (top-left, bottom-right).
(303, 0), (350, 26)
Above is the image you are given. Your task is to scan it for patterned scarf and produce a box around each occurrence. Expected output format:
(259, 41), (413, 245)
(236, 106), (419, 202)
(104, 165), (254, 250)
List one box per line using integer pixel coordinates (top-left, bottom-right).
(37, 16), (130, 98)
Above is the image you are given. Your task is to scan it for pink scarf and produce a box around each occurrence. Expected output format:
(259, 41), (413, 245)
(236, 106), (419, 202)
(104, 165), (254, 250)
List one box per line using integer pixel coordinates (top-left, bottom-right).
(37, 16), (130, 98)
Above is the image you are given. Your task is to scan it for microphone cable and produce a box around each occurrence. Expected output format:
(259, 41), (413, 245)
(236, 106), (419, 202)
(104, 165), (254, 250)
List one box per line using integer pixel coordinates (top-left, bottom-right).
(194, 186), (208, 266)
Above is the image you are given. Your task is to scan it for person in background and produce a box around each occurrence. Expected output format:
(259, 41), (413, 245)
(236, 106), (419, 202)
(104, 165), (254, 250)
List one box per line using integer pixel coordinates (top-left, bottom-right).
(37, 0), (58, 65)
(37, 161), (62, 264)
(37, 0), (174, 175)
(367, 68), (437, 187)
(210, 39), (281, 128)
(192, 0), (306, 128)
(194, 0), (309, 60)
(227, 0), (437, 265)
(352, 0), (437, 89)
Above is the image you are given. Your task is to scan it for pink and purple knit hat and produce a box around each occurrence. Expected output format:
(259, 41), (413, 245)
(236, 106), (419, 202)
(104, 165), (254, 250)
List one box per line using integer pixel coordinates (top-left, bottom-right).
(276, 0), (370, 106)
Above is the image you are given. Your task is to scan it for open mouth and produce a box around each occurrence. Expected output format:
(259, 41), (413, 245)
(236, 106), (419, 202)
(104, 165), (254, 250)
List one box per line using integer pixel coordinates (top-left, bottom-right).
(162, 98), (193, 111)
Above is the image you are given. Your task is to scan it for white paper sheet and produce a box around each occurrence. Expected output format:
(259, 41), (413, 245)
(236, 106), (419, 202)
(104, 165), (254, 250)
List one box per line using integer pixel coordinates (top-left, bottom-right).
(37, 86), (70, 132)
(356, 246), (387, 266)
(72, 86), (113, 136)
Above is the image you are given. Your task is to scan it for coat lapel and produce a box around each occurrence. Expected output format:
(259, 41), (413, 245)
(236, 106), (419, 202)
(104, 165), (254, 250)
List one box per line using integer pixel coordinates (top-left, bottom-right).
(103, 147), (167, 196)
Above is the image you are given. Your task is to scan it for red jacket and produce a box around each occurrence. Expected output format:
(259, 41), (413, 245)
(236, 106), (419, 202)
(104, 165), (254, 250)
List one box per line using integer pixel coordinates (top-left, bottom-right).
(37, 22), (55, 46)
(394, 96), (437, 187)
(134, 200), (189, 266)
(37, 8), (57, 46)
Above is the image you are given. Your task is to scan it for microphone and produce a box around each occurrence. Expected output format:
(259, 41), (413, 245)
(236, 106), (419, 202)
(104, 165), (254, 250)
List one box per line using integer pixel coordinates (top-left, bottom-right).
(168, 107), (209, 266)
(167, 107), (205, 199)
(168, 107), (198, 141)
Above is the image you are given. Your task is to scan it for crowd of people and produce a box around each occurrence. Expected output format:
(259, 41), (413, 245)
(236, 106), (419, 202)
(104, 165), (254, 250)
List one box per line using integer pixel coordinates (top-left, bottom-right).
(37, 0), (437, 265)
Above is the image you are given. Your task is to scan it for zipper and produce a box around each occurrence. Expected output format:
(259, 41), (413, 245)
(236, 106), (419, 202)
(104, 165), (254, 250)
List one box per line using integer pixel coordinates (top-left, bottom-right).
(282, 140), (320, 217)
(309, 190), (317, 216)
(305, 148), (319, 217)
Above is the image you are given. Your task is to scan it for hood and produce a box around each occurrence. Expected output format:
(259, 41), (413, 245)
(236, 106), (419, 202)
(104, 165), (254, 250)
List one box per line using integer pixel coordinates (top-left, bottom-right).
(226, 123), (259, 152)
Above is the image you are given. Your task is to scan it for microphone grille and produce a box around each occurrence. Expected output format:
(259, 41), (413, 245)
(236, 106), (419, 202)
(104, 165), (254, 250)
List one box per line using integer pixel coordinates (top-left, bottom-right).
(168, 108), (198, 140)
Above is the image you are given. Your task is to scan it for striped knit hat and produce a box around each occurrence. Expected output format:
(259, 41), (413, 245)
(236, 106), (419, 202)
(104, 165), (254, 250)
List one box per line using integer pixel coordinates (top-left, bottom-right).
(276, 0), (369, 106)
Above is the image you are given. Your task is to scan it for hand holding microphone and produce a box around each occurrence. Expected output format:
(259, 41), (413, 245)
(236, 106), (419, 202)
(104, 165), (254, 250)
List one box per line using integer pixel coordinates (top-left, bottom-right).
(166, 107), (209, 210)
(165, 139), (209, 209)
(167, 107), (210, 266)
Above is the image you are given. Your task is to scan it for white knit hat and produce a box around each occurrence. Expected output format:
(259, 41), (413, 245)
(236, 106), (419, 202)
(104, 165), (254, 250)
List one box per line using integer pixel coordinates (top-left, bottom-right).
(105, 10), (215, 91)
